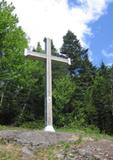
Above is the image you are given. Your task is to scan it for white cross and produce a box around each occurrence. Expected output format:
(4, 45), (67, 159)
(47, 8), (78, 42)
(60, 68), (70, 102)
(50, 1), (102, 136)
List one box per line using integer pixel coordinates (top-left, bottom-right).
(24, 38), (71, 132)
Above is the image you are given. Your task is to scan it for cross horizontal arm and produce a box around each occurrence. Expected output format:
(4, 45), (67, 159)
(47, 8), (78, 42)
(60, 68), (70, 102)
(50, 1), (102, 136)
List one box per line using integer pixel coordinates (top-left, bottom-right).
(24, 49), (71, 65)
(24, 49), (47, 61)
(51, 56), (71, 65)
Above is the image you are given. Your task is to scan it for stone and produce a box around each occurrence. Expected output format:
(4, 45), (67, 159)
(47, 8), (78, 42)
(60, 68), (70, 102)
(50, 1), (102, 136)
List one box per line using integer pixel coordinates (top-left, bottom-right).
(22, 146), (33, 156)
(0, 130), (80, 148)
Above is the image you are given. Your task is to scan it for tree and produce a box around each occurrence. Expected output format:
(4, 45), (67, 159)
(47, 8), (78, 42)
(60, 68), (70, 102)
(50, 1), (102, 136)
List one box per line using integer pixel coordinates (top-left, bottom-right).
(0, 0), (46, 125)
(35, 42), (43, 53)
(61, 30), (82, 71)
(53, 75), (75, 126)
(60, 30), (96, 127)
(85, 63), (113, 133)
(51, 40), (57, 56)
(0, 0), (28, 124)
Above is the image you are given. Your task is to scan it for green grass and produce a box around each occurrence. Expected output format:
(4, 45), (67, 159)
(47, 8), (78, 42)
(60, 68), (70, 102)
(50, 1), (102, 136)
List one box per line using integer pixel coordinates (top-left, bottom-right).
(0, 144), (22, 160)
(34, 138), (82, 160)
(0, 124), (39, 131)
(56, 126), (113, 140)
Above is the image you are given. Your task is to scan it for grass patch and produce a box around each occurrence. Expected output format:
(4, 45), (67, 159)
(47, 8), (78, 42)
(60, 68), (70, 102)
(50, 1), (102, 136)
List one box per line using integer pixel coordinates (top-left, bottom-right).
(56, 126), (113, 140)
(34, 145), (58, 160)
(0, 124), (40, 132)
(0, 124), (24, 131)
(0, 144), (22, 160)
(20, 120), (44, 129)
(34, 138), (82, 160)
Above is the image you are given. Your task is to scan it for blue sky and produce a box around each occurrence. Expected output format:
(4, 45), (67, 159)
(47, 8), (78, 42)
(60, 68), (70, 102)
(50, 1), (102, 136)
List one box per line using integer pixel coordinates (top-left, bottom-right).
(86, 4), (113, 66)
(6, 0), (113, 67)
(68, 0), (113, 66)
(68, 0), (81, 7)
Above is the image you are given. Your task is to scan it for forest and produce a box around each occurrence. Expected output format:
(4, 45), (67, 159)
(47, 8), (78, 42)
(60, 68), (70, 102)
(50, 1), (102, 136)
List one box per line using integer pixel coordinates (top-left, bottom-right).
(0, 0), (113, 134)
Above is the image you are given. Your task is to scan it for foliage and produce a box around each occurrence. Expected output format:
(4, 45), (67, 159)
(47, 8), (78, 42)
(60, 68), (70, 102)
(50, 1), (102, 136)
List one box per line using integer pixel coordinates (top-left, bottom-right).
(85, 64), (113, 133)
(0, 0), (45, 125)
(20, 120), (44, 129)
(53, 75), (75, 126)
(1, 1), (113, 134)
(60, 30), (96, 128)
(53, 75), (75, 108)
(35, 42), (44, 53)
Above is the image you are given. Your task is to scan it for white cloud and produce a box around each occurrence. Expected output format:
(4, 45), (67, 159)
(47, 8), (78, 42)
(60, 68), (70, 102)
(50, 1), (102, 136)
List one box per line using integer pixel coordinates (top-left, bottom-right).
(107, 63), (113, 66)
(102, 49), (113, 57)
(6, 0), (113, 50)
(88, 50), (93, 62)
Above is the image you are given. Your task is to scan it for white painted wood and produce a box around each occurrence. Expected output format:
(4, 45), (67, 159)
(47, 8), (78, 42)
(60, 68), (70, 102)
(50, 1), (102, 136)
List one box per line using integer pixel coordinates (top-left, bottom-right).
(51, 55), (69, 64)
(24, 38), (71, 132)
(44, 38), (53, 130)
(24, 50), (47, 61)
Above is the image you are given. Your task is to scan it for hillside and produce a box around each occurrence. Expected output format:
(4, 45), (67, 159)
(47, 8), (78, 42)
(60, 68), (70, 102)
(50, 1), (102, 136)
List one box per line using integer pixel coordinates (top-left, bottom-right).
(0, 128), (113, 160)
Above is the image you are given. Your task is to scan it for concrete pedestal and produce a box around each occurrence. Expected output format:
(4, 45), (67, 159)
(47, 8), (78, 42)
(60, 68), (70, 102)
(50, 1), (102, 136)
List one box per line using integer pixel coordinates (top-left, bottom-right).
(44, 125), (55, 132)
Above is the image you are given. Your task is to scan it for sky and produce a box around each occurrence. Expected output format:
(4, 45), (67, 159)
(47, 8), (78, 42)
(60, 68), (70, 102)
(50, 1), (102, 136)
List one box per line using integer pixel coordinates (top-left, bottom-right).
(6, 0), (113, 66)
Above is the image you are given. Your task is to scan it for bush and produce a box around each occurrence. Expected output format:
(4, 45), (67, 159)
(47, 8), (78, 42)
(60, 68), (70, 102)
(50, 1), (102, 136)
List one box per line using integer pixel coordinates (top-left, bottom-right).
(20, 120), (44, 129)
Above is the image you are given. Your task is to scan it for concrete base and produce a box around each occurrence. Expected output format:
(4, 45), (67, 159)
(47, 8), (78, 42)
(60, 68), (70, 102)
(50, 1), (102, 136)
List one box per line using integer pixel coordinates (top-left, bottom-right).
(44, 125), (55, 132)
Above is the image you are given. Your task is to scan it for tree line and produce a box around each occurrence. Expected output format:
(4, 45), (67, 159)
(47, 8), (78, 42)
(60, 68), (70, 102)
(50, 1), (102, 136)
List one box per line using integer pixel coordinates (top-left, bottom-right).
(0, 0), (113, 134)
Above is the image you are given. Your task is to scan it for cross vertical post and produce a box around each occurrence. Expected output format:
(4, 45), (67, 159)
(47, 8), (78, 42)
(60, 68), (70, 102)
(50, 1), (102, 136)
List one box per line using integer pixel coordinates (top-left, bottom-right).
(44, 38), (55, 132)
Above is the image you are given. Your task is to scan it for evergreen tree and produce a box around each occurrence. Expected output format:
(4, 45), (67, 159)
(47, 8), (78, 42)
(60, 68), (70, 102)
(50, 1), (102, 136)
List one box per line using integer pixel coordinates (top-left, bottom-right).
(61, 30), (82, 71)
(36, 42), (43, 53)
(85, 63), (113, 133)
(60, 30), (96, 127)
(51, 40), (57, 56)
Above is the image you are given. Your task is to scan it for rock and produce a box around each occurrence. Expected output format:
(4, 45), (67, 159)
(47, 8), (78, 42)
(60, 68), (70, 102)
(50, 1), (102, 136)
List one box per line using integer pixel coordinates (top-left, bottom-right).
(0, 130), (80, 148)
(82, 137), (94, 142)
(78, 148), (92, 156)
(22, 146), (33, 156)
(56, 153), (64, 159)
